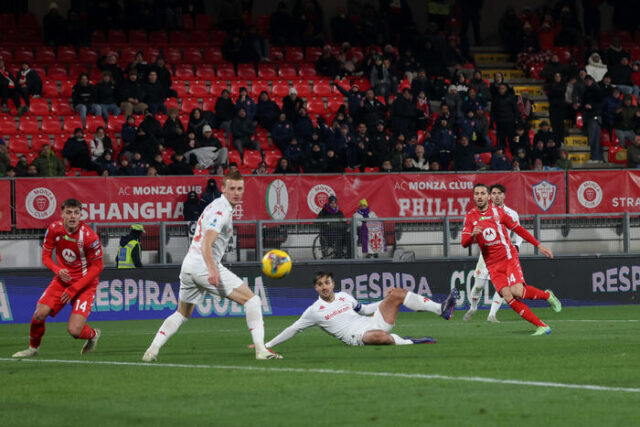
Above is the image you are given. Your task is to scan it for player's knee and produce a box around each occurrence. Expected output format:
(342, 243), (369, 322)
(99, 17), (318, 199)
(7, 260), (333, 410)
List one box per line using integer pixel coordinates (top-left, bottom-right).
(386, 287), (407, 301)
(67, 324), (83, 338)
(33, 308), (49, 321)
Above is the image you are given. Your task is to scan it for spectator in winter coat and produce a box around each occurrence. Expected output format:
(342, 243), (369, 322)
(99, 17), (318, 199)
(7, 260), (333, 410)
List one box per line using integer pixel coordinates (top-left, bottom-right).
(282, 88), (304, 123)
(325, 149), (345, 173)
(411, 69), (433, 99)
(602, 87), (622, 134)
(547, 72), (567, 146)
(627, 134), (640, 168)
(255, 91), (280, 131)
(0, 59), (28, 115)
(490, 148), (512, 170)
(150, 56), (174, 97)
(390, 89), (419, 137)
(183, 191), (203, 221)
(284, 138), (305, 171)
(454, 135), (476, 171)
(468, 70), (490, 100)
(235, 87), (256, 121)
(90, 127), (113, 161)
(514, 148), (531, 171)
(121, 115), (137, 147)
(95, 149), (118, 176)
(16, 62), (42, 104)
(316, 46), (340, 78)
(272, 113), (295, 151)
(144, 70), (167, 115)
(163, 108), (186, 152)
(139, 109), (164, 144)
(431, 117), (456, 169)
(510, 124), (532, 157)
(491, 83), (518, 149)
(533, 121), (554, 147)
(129, 125), (160, 164)
(166, 152), (193, 175)
(72, 73), (96, 127)
(294, 107), (314, 144)
(188, 108), (213, 140)
(443, 85), (464, 122)
(118, 70), (148, 117)
(359, 89), (386, 129)
(31, 144), (64, 177)
(62, 128), (98, 171)
(200, 179), (222, 208)
(334, 80), (365, 118)
(116, 155), (136, 176)
(388, 140), (406, 172)
(214, 89), (236, 134)
(585, 53), (608, 83)
(581, 75), (605, 161)
(609, 57), (639, 101)
(97, 53), (124, 86)
(614, 94), (640, 147)
(273, 157), (296, 174)
(305, 142), (327, 173)
(370, 56), (393, 99)
(93, 71), (121, 123)
(231, 107), (259, 159)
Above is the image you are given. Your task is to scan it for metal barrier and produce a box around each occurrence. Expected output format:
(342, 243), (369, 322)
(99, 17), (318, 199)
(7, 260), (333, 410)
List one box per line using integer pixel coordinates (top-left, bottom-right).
(0, 213), (638, 267)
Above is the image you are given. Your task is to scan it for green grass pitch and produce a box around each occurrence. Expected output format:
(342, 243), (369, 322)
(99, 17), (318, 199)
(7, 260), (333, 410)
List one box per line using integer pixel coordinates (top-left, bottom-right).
(1, 305), (639, 427)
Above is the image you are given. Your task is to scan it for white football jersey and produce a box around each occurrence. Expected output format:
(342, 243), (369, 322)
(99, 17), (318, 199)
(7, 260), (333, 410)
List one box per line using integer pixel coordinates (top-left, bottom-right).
(272, 292), (373, 346)
(183, 195), (234, 269)
(503, 205), (523, 247)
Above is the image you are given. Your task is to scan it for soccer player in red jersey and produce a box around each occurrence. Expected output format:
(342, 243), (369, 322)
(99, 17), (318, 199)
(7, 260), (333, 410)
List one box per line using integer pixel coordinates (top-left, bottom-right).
(12, 198), (104, 357)
(461, 184), (562, 335)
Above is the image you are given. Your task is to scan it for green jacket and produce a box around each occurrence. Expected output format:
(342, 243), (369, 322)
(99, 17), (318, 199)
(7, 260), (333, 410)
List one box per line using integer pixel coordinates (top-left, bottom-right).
(32, 152), (65, 176)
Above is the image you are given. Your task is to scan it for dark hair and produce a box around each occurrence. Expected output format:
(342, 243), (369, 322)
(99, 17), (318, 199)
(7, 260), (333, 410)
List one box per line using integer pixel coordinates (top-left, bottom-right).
(312, 271), (333, 286)
(490, 184), (506, 194)
(61, 198), (82, 210)
(473, 183), (489, 192)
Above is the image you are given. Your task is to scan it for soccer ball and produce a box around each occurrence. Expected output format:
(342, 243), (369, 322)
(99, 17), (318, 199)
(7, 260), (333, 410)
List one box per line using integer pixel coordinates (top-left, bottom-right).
(261, 249), (292, 279)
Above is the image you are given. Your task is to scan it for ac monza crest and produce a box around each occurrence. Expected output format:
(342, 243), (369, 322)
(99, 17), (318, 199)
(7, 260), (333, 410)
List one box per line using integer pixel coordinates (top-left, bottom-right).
(532, 180), (557, 212)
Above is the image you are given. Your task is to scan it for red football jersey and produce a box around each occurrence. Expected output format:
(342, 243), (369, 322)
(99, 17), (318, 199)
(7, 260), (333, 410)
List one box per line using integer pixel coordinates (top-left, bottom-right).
(42, 220), (103, 282)
(462, 204), (521, 267)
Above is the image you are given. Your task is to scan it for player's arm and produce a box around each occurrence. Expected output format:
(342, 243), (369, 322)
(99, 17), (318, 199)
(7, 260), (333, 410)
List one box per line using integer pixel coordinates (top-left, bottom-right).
(61, 257), (104, 303)
(354, 301), (382, 315)
(201, 229), (220, 286)
(461, 216), (480, 247)
(508, 210), (524, 250)
(265, 308), (316, 348)
(502, 212), (553, 258)
(42, 227), (71, 282)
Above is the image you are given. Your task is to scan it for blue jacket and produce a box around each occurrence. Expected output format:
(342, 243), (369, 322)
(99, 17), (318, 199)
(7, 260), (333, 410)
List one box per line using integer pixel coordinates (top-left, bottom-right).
(236, 96), (257, 121)
(271, 120), (294, 145)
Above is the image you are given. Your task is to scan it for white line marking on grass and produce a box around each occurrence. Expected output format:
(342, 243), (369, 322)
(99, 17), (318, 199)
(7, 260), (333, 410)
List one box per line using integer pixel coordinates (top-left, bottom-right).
(1, 357), (638, 394)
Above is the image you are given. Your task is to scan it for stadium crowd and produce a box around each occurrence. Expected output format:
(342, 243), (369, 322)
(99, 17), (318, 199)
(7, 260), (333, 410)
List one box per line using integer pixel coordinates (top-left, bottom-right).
(1, 0), (640, 179)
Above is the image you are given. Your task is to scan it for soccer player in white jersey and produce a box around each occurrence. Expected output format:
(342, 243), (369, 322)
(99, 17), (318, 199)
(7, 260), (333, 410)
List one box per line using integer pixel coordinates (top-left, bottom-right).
(463, 184), (523, 323)
(143, 171), (282, 361)
(262, 271), (459, 348)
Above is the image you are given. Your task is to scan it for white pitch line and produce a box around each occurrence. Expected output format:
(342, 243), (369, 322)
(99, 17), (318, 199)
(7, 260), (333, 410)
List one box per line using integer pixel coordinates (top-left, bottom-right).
(1, 357), (638, 394)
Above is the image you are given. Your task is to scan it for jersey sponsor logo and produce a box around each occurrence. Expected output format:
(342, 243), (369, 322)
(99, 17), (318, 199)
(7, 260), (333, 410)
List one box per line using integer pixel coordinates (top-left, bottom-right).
(266, 179), (289, 220)
(25, 187), (57, 220)
(577, 180), (603, 209)
(532, 180), (557, 212)
(482, 227), (497, 242)
(324, 305), (351, 320)
(307, 184), (336, 214)
(61, 248), (77, 263)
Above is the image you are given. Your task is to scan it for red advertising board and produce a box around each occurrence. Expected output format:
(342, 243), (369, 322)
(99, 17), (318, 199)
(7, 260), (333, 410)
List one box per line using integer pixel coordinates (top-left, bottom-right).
(0, 179), (11, 230)
(568, 170), (640, 213)
(14, 172), (566, 229)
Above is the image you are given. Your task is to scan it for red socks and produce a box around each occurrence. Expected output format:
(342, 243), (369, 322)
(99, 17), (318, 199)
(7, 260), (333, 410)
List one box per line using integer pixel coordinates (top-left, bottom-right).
(29, 318), (46, 348)
(522, 285), (550, 300)
(507, 298), (546, 327)
(77, 324), (96, 340)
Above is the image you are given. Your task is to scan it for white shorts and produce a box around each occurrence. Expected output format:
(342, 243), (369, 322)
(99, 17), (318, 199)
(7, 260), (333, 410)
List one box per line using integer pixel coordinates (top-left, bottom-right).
(349, 309), (394, 346)
(178, 263), (244, 304)
(473, 254), (490, 280)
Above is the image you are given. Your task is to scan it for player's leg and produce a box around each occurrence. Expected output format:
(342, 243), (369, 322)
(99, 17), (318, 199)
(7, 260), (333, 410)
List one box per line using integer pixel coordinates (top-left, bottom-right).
(519, 283), (562, 312)
(362, 330), (395, 345)
(487, 292), (503, 323)
(501, 284), (550, 335)
(394, 286), (458, 320)
(227, 282), (282, 359)
(12, 303), (52, 357)
(66, 286), (101, 354)
(464, 256), (489, 322)
(143, 300), (194, 362)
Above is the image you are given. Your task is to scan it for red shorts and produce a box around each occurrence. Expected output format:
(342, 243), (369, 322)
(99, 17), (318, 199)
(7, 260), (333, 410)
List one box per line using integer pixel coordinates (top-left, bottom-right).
(38, 277), (97, 319)
(487, 256), (526, 293)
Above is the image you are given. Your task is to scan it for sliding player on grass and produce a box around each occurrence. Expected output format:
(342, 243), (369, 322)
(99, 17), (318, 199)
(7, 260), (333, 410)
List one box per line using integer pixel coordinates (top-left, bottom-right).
(461, 183), (561, 335)
(13, 198), (104, 357)
(261, 271), (458, 348)
(464, 184), (522, 323)
(143, 171), (282, 361)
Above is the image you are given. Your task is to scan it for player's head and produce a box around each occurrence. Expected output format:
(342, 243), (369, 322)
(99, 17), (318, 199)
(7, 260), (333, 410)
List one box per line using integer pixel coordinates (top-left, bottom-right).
(490, 184), (507, 207)
(61, 198), (82, 231)
(313, 271), (335, 300)
(473, 183), (489, 210)
(222, 171), (245, 206)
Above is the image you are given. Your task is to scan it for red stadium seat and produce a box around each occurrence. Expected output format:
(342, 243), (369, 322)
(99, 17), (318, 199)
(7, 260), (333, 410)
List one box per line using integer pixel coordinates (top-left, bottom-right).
(193, 167), (210, 175)
(480, 152), (492, 165)
(172, 81), (188, 98)
(53, 134), (68, 152)
(0, 117), (17, 135)
(50, 99), (72, 116)
(47, 66), (67, 80)
(229, 81), (244, 98)
(91, 30), (106, 44)
(0, 47), (12, 64)
(32, 135), (51, 152)
(363, 167), (379, 173)
(312, 81), (332, 96)
(257, 64), (277, 79)
(63, 116), (83, 133)
(18, 117), (39, 134)
(286, 47), (304, 62)
(271, 81), (291, 98)
(326, 97), (344, 113)
(188, 81), (209, 98)
(251, 83), (270, 98)
(182, 14), (194, 29)
(86, 115), (106, 133)
(263, 150), (280, 168)
(293, 81), (312, 97)
(128, 29), (147, 44)
(164, 48), (182, 64)
(180, 98), (200, 114)
(202, 97), (217, 111)
(278, 64), (297, 78)
(107, 115), (126, 133)
(216, 64), (236, 78)
(183, 47), (203, 64)
(60, 80), (74, 98)
(149, 31), (168, 44)
(108, 30), (127, 44)
(190, 30), (209, 43)
(170, 30), (189, 44)
(243, 150), (262, 169)
(306, 99), (326, 115)
(209, 81), (228, 97)
(120, 47), (136, 63)
(42, 80), (59, 98)
(143, 47), (160, 63)
(8, 135), (29, 153)
(204, 47), (223, 64)
(269, 47), (284, 62)
(41, 116), (63, 134)
(237, 64), (256, 79)
(298, 64), (317, 77)
(228, 150), (242, 165)
(29, 98), (50, 115)
(36, 47), (56, 64)
(174, 65), (195, 80)
(195, 14), (214, 30)
(14, 47), (34, 64)
(195, 65), (216, 80)
(165, 97), (179, 112)
(57, 46), (77, 63)
(305, 47), (322, 61)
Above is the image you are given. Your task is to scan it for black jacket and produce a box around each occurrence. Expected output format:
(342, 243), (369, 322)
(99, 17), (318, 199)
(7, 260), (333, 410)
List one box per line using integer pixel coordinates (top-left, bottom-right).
(491, 92), (518, 124)
(94, 81), (118, 105)
(72, 83), (96, 107)
(118, 79), (146, 103)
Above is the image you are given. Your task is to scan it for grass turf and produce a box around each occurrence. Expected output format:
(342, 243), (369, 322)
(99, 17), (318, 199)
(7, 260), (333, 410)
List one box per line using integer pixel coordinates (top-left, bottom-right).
(1, 305), (639, 427)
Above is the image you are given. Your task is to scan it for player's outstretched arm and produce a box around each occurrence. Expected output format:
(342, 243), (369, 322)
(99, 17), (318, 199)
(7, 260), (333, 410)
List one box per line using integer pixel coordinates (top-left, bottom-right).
(265, 309), (316, 348)
(537, 244), (554, 259)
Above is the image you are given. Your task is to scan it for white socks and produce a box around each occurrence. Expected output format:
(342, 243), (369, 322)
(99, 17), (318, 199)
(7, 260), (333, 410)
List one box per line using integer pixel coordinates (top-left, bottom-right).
(244, 295), (267, 353)
(403, 292), (442, 315)
(150, 311), (188, 351)
(469, 277), (488, 310)
(391, 334), (413, 345)
(489, 292), (503, 317)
